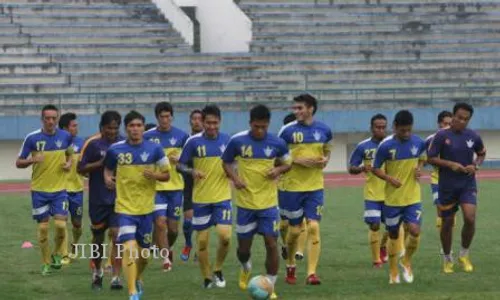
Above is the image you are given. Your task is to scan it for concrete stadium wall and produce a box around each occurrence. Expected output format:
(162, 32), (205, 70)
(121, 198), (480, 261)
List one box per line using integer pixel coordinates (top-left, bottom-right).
(152, 0), (194, 46)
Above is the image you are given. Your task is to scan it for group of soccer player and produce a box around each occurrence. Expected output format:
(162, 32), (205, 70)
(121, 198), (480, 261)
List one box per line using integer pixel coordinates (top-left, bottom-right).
(348, 102), (485, 284)
(16, 95), (486, 298)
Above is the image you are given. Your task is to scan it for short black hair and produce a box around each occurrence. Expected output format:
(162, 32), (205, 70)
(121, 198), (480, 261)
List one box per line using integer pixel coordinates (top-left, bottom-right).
(145, 123), (156, 131)
(190, 109), (202, 119)
(59, 112), (76, 129)
(437, 110), (453, 123)
(155, 102), (173, 118)
(283, 113), (296, 125)
(453, 102), (474, 117)
(250, 104), (271, 122)
(100, 110), (121, 128)
(201, 105), (221, 120)
(41, 104), (58, 117)
(293, 94), (317, 114)
(370, 113), (387, 127)
(124, 110), (145, 127)
(394, 110), (414, 127)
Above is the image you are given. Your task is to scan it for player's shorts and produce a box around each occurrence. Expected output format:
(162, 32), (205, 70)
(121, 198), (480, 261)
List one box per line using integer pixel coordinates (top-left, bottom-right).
(31, 190), (68, 222)
(67, 191), (83, 220)
(438, 185), (477, 218)
(384, 203), (422, 233)
(116, 213), (154, 249)
(236, 206), (280, 239)
(278, 190), (324, 226)
(89, 203), (118, 234)
(431, 184), (439, 205)
(364, 200), (384, 225)
(192, 200), (232, 231)
(153, 190), (183, 221)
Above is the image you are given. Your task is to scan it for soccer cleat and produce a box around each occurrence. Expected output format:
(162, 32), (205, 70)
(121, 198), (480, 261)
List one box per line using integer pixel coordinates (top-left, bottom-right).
(91, 273), (103, 291)
(306, 274), (321, 285)
(68, 252), (78, 260)
(110, 277), (123, 290)
(285, 266), (297, 285)
(163, 250), (173, 272)
(459, 256), (474, 273)
(129, 293), (140, 300)
(61, 256), (71, 266)
(238, 268), (251, 290)
(213, 271), (226, 288)
(295, 252), (304, 261)
(380, 247), (388, 263)
(180, 246), (192, 262)
(281, 246), (288, 260)
(270, 292), (278, 299)
(41, 264), (51, 276)
(399, 261), (414, 283)
(203, 278), (214, 289)
(443, 261), (454, 274)
(89, 259), (96, 270)
(51, 254), (62, 270)
(136, 280), (144, 297)
(389, 274), (401, 284)
(373, 261), (384, 269)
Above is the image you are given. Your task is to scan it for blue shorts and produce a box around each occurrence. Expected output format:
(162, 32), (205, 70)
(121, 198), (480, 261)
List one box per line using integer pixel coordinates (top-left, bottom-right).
(31, 191), (68, 222)
(192, 200), (232, 231)
(278, 190), (324, 226)
(153, 190), (183, 221)
(438, 185), (477, 218)
(364, 200), (384, 225)
(384, 203), (423, 233)
(89, 204), (118, 234)
(68, 191), (84, 220)
(431, 184), (439, 205)
(236, 206), (280, 239)
(117, 213), (154, 249)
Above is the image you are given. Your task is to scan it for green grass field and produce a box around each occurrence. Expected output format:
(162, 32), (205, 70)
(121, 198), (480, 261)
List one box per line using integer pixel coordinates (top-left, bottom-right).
(1, 182), (500, 300)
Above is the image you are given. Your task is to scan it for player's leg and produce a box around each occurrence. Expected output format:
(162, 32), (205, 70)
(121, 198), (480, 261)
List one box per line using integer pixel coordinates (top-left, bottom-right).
(153, 192), (170, 271)
(181, 191), (194, 261)
(438, 188), (459, 273)
(258, 206), (280, 299)
(380, 202), (389, 263)
(67, 192), (84, 261)
(278, 190), (289, 260)
(89, 204), (109, 290)
(165, 191), (183, 266)
(108, 209), (123, 290)
(236, 207), (257, 290)
(32, 192), (52, 275)
(117, 214), (142, 298)
(281, 191), (304, 284)
(134, 213), (154, 296)
(213, 200), (233, 288)
(51, 191), (69, 270)
(458, 189), (478, 272)
(364, 200), (383, 267)
(383, 205), (403, 284)
(304, 190), (324, 285)
(193, 203), (214, 288)
(399, 203), (423, 283)
(295, 219), (308, 261)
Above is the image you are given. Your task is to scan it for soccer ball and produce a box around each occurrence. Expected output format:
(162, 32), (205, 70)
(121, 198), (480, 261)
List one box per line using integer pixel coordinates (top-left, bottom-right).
(248, 275), (274, 300)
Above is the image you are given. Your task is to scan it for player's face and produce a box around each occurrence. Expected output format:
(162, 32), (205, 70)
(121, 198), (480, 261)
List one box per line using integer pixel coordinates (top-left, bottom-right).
(452, 109), (471, 131)
(371, 119), (387, 140)
(293, 102), (313, 122)
(190, 112), (203, 134)
(67, 120), (78, 137)
(203, 114), (220, 138)
(394, 124), (412, 141)
(102, 120), (120, 141)
(126, 119), (145, 142)
(157, 111), (172, 130)
(41, 109), (58, 133)
(250, 119), (269, 140)
(439, 116), (452, 129)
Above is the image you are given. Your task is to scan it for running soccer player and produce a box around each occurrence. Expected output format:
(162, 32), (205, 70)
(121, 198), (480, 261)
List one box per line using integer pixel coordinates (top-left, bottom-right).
(278, 94), (332, 285)
(59, 112), (85, 264)
(180, 109), (204, 262)
(348, 114), (389, 268)
(178, 105), (232, 288)
(16, 104), (73, 275)
(104, 110), (170, 300)
(428, 103), (486, 274)
(223, 104), (292, 300)
(78, 111), (124, 290)
(144, 102), (189, 271)
(373, 110), (426, 284)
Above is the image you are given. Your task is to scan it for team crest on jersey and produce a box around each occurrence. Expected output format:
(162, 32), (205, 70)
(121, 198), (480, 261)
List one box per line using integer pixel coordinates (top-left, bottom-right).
(410, 145), (418, 156)
(219, 144), (227, 154)
(140, 151), (150, 162)
(100, 150), (106, 157)
(313, 131), (321, 141)
(264, 146), (273, 157)
(55, 140), (62, 149)
(445, 139), (451, 145)
(169, 137), (177, 146)
(72, 144), (79, 152)
(466, 139), (474, 149)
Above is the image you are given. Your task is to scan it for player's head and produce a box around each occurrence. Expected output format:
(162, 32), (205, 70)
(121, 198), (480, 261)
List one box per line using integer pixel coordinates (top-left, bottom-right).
(283, 113), (296, 125)
(393, 110), (413, 141)
(202, 105), (221, 138)
(189, 109), (203, 134)
(452, 102), (474, 131)
(249, 104), (271, 140)
(124, 110), (145, 142)
(41, 104), (59, 133)
(370, 113), (387, 141)
(100, 110), (121, 141)
(145, 123), (156, 131)
(59, 112), (78, 137)
(437, 110), (452, 129)
(155, 102), (173, 130)
(293, 94), (317, 123)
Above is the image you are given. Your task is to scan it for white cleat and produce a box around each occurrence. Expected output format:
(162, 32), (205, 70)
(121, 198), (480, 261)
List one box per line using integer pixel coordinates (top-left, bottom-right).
(389, 274), (400, 284)
(399, 261), (414, 283)
(213, 272), (226, 288)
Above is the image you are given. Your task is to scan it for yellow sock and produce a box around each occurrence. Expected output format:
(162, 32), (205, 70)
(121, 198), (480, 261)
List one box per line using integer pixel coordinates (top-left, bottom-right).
(307, 221), (321, 276)
(136, 247), (149, 280)
(214, 225), (231, 271)
(286, 225), (301, 266)
(297, 219), (308, 255)
(279, 220), (289, 246)
(72, 226), (82, 246)
(369, 229), (381, 263)
(388, 238), (400, 278)
(381, 231), (389, 249)
(197, 229), (211, 279)
(54, 219), (67, 256)
(61, 227), (69, 257)
(397, 225), (406, 252)
(122, 240), (139, 295)
(37, 222), (51, 264)
(403, 235), (420, 265)
(107, 240), (114, 267)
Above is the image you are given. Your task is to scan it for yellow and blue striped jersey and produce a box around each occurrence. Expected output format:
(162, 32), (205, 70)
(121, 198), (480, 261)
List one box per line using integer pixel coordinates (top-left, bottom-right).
(179, 132), (231, 204)
(373, 134), (427, 207)
(425, 133), (439, 185)
(349, 138), (385, 202)
(66, 136), (85, 193)
(18, 128), (73, 193)
(144, 126), (189, 191)
(278, 120), (332, 192)
(222, 130), (292, 210)
(104, 140), (169, 215)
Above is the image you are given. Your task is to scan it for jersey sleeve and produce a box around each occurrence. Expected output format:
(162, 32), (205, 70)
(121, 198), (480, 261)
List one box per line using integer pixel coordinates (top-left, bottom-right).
(221, 137), (239, 163)
(78, 140), (98, 169)
(427, 131), (444, 158)
(373, 143), (388, 169)
(181, 132), (189, 147)
(349, 144), (364, 167)
(278, 126), (290, 143)
(18, 135), (33, 159)
(325, 127), (333, 143)
(179, 139), (195, 165)
(473, 132), (486, 156)
(276, 138), (292, 165)
(104, 147), (118, 171)
(155, 144), (170, 172)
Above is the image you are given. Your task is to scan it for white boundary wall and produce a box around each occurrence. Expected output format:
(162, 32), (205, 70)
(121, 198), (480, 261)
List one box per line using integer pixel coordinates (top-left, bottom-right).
(152, 0), (194, 46)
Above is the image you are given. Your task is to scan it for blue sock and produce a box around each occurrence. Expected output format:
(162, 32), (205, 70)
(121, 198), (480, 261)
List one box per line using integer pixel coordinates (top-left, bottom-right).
(183, 219), (193, 248)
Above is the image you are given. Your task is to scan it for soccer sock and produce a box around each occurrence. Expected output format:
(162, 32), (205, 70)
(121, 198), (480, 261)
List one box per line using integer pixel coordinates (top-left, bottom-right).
(381, 231), (389, 249)
(459, 247), (469, 257)
(37, 222), (51, 264)
(369, 229), (381, 263)
(266, 274), (277, 286)
(397, 225), (406, 253)
(72, 225), (83, 247)
(403, 234), (420, 265)
(54, 219), (67, 256)
(388, 238), (400, 278)
(183, 218), (193, 248)
(279, 220), (289, 246)
(306, 221), (321, 276)
(136, 247), (149, 281)
(196, 229), (211, 279)
(106, 240), (114, 267)
(61, 227), (69, 257)
(122, 240), (139, 295)
(297, 219), (308, 255)
(286, 225), (301, 266)
(214, 225), (231, 272)
(436, 217), (442, 231)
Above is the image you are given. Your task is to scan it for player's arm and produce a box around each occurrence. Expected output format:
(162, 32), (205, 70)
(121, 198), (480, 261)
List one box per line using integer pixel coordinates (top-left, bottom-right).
(221, 139), (246, 189)
(347, 144), (366, 175)
(144, 145), (170, 182)
(267, 141), (293, 179)
(103, 148), (117, 190)
(15, 136), (42, 168)
(177, 139), (205, 179)
(372, 144), (401, 188)
(61, 134), (74, 171)
(427, 132), (467, 173)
